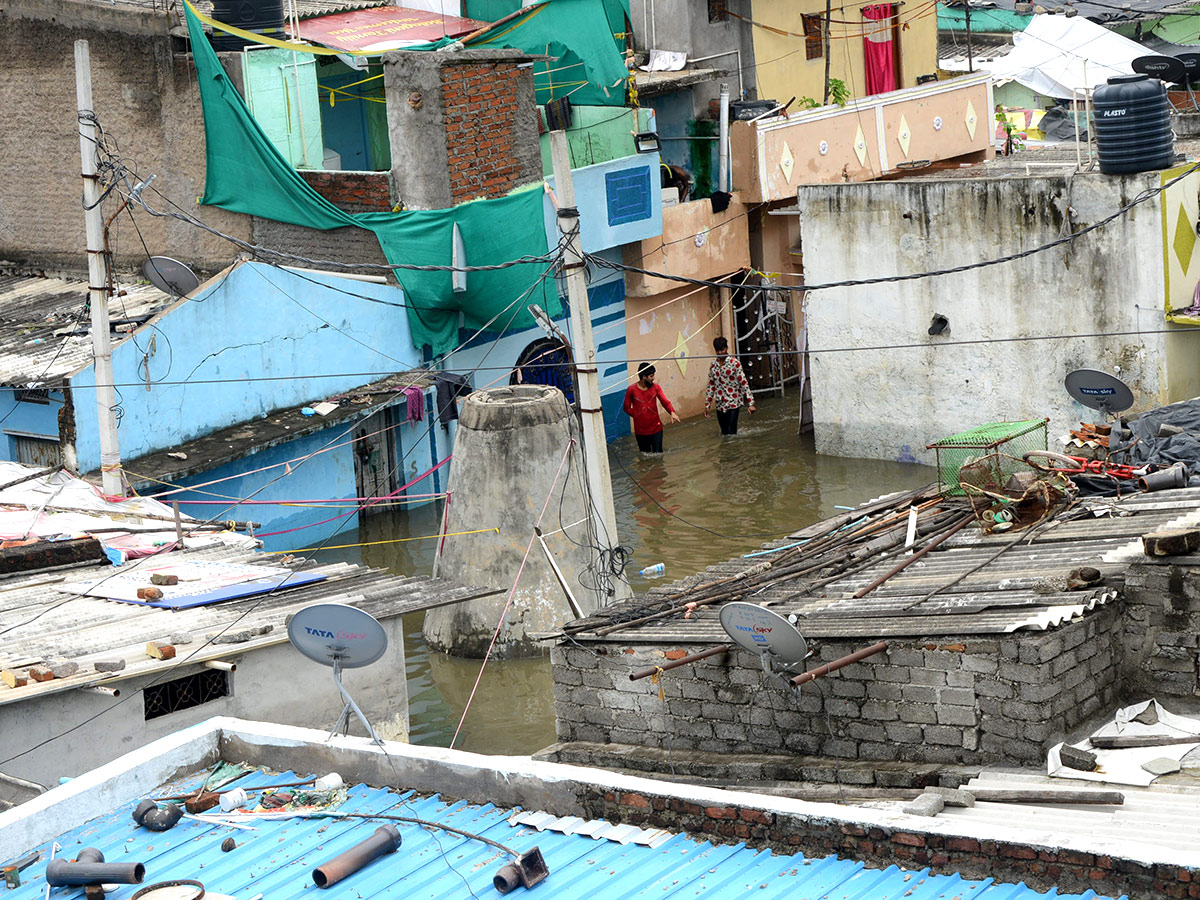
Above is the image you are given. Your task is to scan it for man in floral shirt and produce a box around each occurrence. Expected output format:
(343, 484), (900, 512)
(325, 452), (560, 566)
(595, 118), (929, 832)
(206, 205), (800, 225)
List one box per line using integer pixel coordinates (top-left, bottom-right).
(704, 336), (755, 435)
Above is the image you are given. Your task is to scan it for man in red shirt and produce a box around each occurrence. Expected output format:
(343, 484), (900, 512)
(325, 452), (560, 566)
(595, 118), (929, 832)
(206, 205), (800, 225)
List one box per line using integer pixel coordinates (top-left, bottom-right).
(623, 363), (680, 453)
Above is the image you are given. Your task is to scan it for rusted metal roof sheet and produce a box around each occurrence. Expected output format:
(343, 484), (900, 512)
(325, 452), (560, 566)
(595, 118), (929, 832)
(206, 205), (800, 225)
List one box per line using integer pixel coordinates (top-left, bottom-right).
(0, 766), (1122, 900)
(0, 544), (498, 706)
(0, 273), (172, 388)
(571, 488), (1200, 643)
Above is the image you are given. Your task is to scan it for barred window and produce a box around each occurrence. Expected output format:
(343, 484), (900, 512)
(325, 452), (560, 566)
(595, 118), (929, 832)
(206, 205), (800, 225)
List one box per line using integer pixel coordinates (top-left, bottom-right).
(143, 669), (230, 720)
(708, 0), (727, 22)
(14, 388), (50, 404)
(803, 14), (824, 60)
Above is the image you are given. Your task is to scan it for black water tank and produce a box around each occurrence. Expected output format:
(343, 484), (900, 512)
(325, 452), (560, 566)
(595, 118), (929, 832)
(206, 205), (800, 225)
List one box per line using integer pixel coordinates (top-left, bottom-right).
(1093, 74), (1175, 175)
(209, 0), (285, 51)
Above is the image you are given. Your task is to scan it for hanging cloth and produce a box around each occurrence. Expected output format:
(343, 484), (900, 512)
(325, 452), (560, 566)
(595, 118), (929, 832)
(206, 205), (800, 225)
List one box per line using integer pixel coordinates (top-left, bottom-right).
(181, 1), (560, 355)
(862, 4), (898, 96)
(402, 385), (425, 423)
(434, 372), (473, 429)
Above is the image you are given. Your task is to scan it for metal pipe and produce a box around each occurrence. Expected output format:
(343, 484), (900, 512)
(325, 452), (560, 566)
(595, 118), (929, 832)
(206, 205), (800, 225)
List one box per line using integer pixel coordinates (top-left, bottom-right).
(312, 825), (401, 888)
(204, 659), (237, 672)
(718, 84), (730, 193)
(687, 50), (743, 100)
(45, 849), (145, 886)
(78, 685), (120, 697)
(791, 642), (888, 687)
(851, 515), (973, 599)
(630, 644), (728, 680)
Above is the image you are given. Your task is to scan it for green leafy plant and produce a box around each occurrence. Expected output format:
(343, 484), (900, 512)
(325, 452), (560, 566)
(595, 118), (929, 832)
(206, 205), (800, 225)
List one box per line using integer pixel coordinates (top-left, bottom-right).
(827, 77), (850, 107)
(995, 104), (1025, 155)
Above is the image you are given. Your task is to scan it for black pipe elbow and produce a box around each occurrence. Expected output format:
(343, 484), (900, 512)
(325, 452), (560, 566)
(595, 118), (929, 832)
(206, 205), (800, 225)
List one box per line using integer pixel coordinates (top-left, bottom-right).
(493, 864), (522, 894)
(132, 800), (183, 832)
(312, 825), (401, 889)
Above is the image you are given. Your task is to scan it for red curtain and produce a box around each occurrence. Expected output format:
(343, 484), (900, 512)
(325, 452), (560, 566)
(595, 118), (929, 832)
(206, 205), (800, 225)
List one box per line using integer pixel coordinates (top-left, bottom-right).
(862, 4), (897, 95)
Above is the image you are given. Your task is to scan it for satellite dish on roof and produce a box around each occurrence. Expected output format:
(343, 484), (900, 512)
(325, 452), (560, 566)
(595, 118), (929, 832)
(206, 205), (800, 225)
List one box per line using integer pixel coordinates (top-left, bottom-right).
(1178, 52), (1200, 84)
(1065, 368), (1135, 419)
(719, 601), (809, 682)
(287, 603), (388, 746)
(142, 256), (200, 298)
(1132, 55), (1187, 85)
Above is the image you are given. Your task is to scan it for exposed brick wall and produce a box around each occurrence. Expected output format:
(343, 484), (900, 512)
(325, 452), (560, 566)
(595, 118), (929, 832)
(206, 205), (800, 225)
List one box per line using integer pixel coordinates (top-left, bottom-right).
(1123, 560), (1200, 697)
(551, 606), (1123, 769)
(441, 62), (529, 203)
(581, 785), (1196, 899)
(297, 171), (394, 213)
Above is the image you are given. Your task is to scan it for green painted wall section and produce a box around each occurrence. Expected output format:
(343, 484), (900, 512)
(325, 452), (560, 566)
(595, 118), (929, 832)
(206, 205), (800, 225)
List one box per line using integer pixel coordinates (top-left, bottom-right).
(538, 106), (654, 172)
(242, 47), (325, 169)
(1149, 15), (1200, 45)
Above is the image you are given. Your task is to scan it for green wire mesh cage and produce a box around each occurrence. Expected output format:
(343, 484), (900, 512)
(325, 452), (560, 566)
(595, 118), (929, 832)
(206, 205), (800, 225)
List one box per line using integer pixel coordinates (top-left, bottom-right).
(926, 420), (1049, 496)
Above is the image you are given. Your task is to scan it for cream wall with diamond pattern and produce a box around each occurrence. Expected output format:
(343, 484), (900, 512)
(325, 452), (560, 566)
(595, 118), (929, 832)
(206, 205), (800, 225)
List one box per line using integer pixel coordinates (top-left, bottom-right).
(748, 0), (939, 109)
(1161, 163), (1200, 402)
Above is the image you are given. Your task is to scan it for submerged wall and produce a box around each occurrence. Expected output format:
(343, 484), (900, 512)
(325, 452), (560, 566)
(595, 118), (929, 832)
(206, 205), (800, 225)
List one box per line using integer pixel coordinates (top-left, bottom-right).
(550, 607), (1122, 767)
(797, 173), (1200, 465)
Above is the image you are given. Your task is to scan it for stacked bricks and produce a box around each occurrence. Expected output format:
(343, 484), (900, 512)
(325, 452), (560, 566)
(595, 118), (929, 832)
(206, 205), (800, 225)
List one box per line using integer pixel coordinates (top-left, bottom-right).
(1122, 561), (1200, 697)
(550, 604), (1122, 769)
(579, 785), (1194, 899)
(297, 171), (394, 213)
(440, 62), (527, 203)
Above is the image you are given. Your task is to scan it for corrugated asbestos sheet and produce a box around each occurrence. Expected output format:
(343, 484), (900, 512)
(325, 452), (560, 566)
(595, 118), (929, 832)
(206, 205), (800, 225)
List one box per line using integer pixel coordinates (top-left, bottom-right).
(939, 771), (1200, 857)
(0, 768), (1122, 900)
(0, 545), (498, 705)
(574, 489), (1200, 643)
(0, 274), (171, 388)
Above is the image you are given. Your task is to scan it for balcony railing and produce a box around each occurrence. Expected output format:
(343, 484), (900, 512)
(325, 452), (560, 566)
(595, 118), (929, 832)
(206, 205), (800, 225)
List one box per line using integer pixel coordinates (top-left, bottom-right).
(730, 73), (994, 203)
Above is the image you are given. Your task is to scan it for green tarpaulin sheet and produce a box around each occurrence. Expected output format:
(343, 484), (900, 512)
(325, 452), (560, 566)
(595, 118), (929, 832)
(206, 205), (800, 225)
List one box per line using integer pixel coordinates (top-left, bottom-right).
(184, 2), (560, 355)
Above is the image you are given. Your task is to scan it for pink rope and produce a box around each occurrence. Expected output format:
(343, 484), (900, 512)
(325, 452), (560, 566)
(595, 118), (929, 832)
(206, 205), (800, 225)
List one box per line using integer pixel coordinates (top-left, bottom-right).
(255, 455), (452, 537)
(450, 439), (576, 749)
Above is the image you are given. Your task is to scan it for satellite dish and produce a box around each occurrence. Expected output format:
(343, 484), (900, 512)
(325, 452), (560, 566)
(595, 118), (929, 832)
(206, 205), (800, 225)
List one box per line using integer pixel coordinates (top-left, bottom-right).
(287, 603), (388, 745)
(1178, 52), (1200, 84)
(1132, 55), (1187, 85)
(719, 601), (809, 673)
(1065, 368), (1134, 417)
(142, 256), (200, 298)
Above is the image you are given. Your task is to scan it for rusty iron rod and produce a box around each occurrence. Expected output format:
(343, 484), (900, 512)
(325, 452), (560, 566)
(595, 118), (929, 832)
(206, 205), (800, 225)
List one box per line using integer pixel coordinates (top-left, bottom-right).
(629, 644), (729, 681)
(851, 514), (973, 599)
(791, 641), (888, 686)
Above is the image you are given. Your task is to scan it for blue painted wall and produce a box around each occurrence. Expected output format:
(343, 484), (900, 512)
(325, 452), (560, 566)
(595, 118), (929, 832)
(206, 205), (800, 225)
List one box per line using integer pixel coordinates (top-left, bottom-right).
(649, 91), (698, 171)
(0, 389), (62, 461)
(445, 248), (630, 442)
(544, 155), (663, 254)
(71, 263), (420, 473)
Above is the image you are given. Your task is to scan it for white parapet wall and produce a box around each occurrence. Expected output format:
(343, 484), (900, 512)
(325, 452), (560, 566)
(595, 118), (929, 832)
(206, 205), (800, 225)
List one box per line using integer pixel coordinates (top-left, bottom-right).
(796, 170), (1200, 464)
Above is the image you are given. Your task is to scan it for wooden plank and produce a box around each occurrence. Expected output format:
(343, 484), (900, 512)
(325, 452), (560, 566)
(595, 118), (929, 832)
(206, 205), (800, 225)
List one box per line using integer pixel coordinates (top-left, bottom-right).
(972, 788), (1124, 805)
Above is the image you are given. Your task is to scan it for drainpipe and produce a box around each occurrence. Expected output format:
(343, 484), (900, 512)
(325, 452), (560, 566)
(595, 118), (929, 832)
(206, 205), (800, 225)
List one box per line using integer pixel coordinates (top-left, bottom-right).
(718, 83), (730, 193)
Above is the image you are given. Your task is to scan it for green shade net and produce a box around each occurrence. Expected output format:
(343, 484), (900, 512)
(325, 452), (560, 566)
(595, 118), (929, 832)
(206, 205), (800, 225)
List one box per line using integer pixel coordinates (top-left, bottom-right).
(458, 0), (630, 105)
(184, 2), (559, 355)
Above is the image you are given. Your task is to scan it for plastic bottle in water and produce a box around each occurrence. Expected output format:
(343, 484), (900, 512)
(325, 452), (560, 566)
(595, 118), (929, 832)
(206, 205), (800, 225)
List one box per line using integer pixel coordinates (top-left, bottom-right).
(640, 563), (665, 577)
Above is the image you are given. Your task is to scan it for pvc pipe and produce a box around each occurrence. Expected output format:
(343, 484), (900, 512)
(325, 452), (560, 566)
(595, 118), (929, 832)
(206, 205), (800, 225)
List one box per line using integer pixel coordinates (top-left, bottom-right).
(718, 84), (730, 193)
(46, 849), (145, 886)
(205, 660), (237, 672)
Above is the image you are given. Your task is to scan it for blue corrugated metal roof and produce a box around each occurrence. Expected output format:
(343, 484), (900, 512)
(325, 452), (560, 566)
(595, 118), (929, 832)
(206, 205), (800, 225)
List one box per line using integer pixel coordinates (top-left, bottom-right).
(2, 769), (1125, 900)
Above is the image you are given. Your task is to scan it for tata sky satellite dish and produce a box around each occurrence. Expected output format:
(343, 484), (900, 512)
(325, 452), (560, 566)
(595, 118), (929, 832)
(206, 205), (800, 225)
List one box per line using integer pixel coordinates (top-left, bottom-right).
(287, 603), (388, 745)
(142, 256), (200, 298)
(719, 601), (809, 682)
(1132, 55), (1187, 85)
(1064, 368), (1135, 419)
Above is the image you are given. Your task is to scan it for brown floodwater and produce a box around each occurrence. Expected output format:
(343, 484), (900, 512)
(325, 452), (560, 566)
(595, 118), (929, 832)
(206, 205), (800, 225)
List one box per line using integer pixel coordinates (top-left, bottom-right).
(322, 394), (935, 754)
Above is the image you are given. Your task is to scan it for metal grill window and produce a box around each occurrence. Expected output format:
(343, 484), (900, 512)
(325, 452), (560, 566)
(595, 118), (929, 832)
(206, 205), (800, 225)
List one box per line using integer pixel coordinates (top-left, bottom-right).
(14, 389), (50, 404)
(803, 15), (824, 60)
(143, 669), (230, 720)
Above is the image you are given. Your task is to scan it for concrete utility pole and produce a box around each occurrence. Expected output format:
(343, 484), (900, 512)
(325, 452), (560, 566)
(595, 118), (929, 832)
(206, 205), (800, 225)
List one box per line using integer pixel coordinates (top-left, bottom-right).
(547, 129), (629, 601)
(75, 40), (125, 497)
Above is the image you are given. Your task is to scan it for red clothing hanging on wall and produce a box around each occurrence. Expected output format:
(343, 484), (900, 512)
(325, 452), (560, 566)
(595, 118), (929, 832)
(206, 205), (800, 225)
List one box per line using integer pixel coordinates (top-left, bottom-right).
(862, 4), (897, 95)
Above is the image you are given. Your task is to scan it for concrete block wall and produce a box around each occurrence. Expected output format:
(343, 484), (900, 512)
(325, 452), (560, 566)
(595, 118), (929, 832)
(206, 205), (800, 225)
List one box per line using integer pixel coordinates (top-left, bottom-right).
(551, 606), (1122, 768)
(1123, 562), (1200, 698)
(0, 3), (253, 276)
(297, 171), (395, 213)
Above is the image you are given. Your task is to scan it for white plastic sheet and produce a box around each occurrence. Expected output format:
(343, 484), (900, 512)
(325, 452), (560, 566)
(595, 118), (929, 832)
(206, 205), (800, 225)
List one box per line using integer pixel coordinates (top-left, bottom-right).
(1048, 699), (1200, 786)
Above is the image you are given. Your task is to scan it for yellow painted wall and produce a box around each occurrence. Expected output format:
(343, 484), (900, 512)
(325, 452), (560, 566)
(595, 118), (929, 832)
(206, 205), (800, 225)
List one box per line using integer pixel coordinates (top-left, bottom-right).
(749, 0), (939, 107)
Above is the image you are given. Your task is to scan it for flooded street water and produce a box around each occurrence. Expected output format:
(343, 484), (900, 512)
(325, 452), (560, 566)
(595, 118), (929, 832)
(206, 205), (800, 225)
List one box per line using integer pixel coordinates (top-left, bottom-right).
(322, 395), (935, 755)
